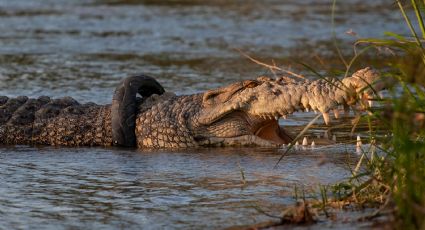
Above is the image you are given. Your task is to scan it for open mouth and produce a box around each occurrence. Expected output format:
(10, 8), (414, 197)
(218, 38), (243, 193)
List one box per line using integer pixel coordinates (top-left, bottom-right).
(253, 119), (293, 145)
(203, 93), (378, 147)
(206, 111), (293, 146)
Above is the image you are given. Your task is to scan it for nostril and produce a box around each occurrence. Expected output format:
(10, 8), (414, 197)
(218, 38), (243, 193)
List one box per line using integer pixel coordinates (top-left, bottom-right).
(272, 91), (281, 96)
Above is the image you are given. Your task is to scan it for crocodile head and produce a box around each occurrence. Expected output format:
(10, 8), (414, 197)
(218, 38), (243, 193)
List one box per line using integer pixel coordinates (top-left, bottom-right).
(192, 67), (383, 147)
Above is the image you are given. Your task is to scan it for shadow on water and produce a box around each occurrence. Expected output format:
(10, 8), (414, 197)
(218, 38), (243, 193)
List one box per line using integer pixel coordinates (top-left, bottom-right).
(0, 0), (402, 228)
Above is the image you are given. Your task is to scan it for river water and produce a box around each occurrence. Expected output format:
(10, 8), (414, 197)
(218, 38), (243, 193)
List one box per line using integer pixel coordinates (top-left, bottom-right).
(0, 0), (401, 229)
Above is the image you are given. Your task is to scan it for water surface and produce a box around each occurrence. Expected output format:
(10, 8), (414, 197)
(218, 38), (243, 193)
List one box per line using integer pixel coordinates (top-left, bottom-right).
(0, 146), (361, 229)
(0, 0), (404, 103)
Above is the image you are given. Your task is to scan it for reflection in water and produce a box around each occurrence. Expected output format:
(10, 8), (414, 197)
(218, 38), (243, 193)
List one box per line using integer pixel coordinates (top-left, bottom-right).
(0, 0), (398, 228)
(0, 146), (356, 229)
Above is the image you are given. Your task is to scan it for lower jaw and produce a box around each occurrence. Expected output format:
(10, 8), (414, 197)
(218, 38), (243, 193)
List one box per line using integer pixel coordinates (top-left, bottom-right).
(199, 135), (284, 147)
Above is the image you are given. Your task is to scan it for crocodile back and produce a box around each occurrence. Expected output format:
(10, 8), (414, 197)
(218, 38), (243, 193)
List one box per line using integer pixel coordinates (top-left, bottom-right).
(0, 96), (112, 146)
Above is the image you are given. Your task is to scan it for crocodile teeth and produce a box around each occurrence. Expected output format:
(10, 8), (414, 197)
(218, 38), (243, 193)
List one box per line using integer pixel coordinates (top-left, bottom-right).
(356, 146), (362, 154)
(294, 141), (300, 150)
(368, 100), (373, 107)
(356, 135), (362, 148)
(324, 131), (329, 139)
(302, 137), (308, 146)
(282, 115), (287, 119)
(332, 135), (336, 142)
(322, 112), (330, 125)
(305, 108), (309, 112)
(333, 109), (340, 119)
(311, 141), (316, 147)
(274, 115), (279, 120)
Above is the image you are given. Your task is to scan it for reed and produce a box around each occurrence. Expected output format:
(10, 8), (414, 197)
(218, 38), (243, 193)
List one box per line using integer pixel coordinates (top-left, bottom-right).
(328, 0), (425, 228)
(246, 1), (425, 227)
(287, 1), (425, 228)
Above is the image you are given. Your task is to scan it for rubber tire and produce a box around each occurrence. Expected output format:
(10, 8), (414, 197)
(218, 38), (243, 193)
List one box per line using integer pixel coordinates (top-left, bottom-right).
(111, 75), (165, 147)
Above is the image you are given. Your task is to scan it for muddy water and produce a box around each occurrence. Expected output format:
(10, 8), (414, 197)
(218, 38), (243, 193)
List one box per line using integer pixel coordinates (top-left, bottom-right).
(0, 0), (400, 229)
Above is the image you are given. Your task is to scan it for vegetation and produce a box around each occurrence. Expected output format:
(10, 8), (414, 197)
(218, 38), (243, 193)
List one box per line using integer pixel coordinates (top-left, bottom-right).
(242, 1), (425, 228)
(262, 1), (425, 229)
(315, 0), (425, 228)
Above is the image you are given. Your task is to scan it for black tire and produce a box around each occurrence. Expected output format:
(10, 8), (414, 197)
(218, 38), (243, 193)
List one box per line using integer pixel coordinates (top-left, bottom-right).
(111, 75), (165, 147)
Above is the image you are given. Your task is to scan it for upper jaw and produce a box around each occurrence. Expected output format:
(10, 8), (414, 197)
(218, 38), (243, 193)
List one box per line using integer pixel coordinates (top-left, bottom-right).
(197, 67), (384, 129)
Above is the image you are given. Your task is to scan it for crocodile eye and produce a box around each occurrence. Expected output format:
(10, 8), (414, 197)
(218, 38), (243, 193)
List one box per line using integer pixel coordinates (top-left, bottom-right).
(244, 80), (260, 88)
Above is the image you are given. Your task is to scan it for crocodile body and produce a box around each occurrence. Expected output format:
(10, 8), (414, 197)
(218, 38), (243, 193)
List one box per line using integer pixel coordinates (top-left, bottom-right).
(0, 67), (384, 148)
(0, 96), (112, 146)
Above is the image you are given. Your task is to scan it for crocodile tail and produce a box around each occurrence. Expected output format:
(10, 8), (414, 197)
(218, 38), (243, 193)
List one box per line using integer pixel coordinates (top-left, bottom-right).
(111, 75), (165, 147)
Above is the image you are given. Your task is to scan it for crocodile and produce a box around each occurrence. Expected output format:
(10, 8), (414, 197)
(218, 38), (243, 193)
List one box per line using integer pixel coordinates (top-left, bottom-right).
(0, 67), (383, 148)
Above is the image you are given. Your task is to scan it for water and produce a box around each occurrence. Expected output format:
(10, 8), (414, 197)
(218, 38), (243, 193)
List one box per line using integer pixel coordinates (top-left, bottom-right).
(0, 146), (359, 229)
(0, 0), (400, 229)
(0, 0), (404, 103)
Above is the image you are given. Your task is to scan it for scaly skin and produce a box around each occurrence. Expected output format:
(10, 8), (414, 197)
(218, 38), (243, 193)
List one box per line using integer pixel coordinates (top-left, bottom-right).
(0, 96), (112, 146)
(0, 67), (383, 148)
(134, 67), (383, 148)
